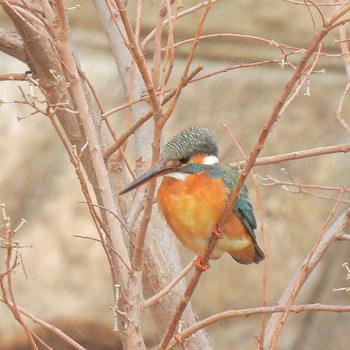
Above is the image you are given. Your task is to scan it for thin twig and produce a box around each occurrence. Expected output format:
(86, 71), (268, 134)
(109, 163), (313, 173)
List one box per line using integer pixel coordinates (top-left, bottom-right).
(155, 5), (213, 347)
(103, 65), (203, 160)
(259, 176), (350, 204)
(100, 60), (274, 122)
(335, 13), (350, 133)
(161, 0), (212, 124)
(270, 189), (344, 348)
(141, 0), (220, 49)
(159, 7), (348, 349)
(0, 297), (86, 350)
(334, 83), (350, 133)
(144, 261), (194, 308)
(0, 204), (39, 349)
(114, 0), (162, 117)
(233, 143), (350, 169)
(264, 208), (350, 349)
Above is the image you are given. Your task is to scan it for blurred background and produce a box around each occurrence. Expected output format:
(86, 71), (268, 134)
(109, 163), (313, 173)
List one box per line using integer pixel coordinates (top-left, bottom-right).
(1, 1), (350, 349)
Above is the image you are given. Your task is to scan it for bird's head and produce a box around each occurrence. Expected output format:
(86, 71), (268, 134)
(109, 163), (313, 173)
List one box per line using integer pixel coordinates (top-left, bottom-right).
(120, 126), (219, 194)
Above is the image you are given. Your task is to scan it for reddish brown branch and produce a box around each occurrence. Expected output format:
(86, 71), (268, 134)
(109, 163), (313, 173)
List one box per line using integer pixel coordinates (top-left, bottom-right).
(161, 0), (212, 124)
(269, 190), (344, 348)
(0, 205), (39, 350)
(263, 208), (350, 349)
(0, 296), (86, 350)
(114, 0), (162, 118)
(222, 122), (270, 344)
(158, 6), (350, 349)
(157, 269), (204, 350)
(168, 303), (350, 347)
(103, 65), (203, 161)
(143, 261), (194, 309)
(0, 72), (29, 80)
(142, 0), (220, 49)
(157, 2), (214, 347)
(234, 143), (350, 168)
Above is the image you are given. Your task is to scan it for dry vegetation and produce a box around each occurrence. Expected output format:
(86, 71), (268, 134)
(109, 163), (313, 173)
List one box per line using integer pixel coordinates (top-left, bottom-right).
(1, 1), (350, 349)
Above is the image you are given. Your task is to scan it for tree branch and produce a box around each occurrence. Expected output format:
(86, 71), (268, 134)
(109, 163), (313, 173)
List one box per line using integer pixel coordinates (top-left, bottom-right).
(233, 143), (350, 169)
(169, 303), (350, 347)
(158, 5), (350, 349)
(0, 27), (26, 62)
(263, 208), (350, 349)
(0, 297), (86, 350)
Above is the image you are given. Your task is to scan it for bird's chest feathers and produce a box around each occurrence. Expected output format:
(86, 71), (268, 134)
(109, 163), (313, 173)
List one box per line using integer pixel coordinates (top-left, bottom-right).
(157, 172), (227, 237)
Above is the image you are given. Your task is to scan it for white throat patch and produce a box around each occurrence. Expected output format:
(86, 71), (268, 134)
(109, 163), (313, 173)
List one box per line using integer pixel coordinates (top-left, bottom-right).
(165, 172), (187, 181)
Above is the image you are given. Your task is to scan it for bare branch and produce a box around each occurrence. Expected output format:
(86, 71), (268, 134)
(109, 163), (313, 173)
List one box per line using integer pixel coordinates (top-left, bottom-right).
(263, 208), (350, 348)
(0, 27), (26, 61)
(142, 0), (221, 49)
(102, 66), (204, 161)
(0, 297), (86, 350)
(234, 143), (350, 169)
(159, 6), (350, 349)
(169, 303), (350, 347)
(144, 261), (194, 309)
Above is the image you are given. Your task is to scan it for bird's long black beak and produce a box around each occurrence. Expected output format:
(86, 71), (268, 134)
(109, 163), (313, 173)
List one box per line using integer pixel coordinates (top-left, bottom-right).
(119, 162), (177, 195)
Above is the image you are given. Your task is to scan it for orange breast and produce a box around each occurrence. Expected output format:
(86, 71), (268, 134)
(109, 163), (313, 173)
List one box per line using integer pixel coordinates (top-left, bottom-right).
(157, 172), (255, 261)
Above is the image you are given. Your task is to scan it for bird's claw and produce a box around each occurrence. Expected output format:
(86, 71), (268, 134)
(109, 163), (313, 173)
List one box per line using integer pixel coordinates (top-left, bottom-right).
(212, 227), (222, 239)
(194, 256), (210, 271)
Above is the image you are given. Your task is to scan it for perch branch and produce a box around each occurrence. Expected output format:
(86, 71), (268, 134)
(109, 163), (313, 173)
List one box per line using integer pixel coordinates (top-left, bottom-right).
(158, 7), (347, 349)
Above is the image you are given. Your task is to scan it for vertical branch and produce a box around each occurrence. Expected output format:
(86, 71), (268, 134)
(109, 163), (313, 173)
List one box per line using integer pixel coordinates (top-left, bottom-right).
(335, 8), (350, 133)
(157, 270), (204, 350)
(132, 122), (163, 271)
(93, 2), (211, 348)
(112, 0), (164, 271)
(0, 206), (39, 350)
(161, 0), (212, 124)
(338, 24), (350, 79)
(159, 0), (177, 99)
(54, 0), (131, 285)
(114, 0), (162, 116)
(152, 0), (167, 87)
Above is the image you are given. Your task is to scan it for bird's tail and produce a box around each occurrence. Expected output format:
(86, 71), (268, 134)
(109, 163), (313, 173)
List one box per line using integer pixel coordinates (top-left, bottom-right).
(229, 241), (265, 265)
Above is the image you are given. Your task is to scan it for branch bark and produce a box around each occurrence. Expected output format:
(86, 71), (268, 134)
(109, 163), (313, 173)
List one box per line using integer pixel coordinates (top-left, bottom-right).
(263, 208), (350, 349)
(1, 2), (137, 348)
(0, 27), (26, 62)
(169, 303), (350, 347)
(92, 1), (211, 348)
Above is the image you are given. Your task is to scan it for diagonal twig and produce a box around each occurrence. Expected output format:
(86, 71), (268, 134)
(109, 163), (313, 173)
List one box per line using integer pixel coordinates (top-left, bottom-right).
(263, 208), (350, 348)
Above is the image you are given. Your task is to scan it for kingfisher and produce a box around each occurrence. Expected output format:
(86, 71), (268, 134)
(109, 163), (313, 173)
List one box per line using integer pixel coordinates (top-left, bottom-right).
(120, 126), (264, 269)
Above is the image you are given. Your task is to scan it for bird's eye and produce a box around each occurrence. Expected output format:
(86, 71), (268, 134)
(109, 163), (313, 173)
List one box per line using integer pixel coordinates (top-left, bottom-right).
(179, 156), (189, 164)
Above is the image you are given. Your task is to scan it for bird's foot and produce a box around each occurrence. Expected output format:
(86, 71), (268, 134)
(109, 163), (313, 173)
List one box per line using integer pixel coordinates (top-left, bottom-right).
(212, 227), (223, 239)
(194, 256), (210, 271)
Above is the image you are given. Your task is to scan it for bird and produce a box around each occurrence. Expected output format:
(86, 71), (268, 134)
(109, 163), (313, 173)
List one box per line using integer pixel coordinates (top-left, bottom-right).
(120, 126), (264, 270)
